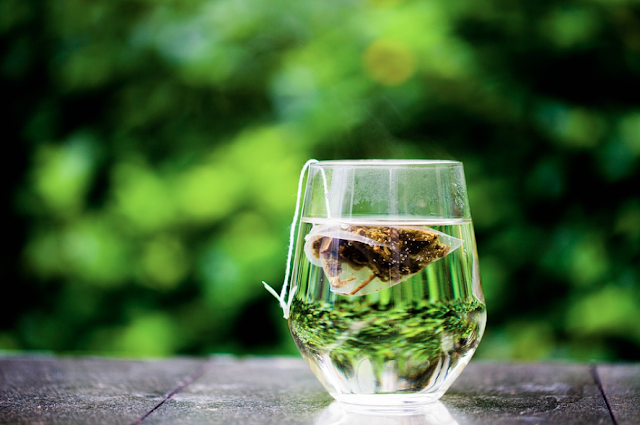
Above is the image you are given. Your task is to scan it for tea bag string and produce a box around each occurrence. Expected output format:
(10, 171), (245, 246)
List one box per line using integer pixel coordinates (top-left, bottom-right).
(263, 159), (323, 319)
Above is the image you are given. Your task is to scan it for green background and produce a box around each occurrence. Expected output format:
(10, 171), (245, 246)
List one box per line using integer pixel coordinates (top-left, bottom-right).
(2, 0), (640, 360)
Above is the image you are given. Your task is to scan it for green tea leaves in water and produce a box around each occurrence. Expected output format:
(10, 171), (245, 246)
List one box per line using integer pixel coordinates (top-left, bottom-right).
(289, 298), (484, 392)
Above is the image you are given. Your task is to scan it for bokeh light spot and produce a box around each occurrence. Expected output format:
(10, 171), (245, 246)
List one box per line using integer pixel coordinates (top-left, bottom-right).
(364, 39), (416, 86)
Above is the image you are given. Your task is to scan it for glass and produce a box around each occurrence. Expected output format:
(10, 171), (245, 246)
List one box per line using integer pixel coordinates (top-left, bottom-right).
(316, 400), (459, 425)
(286, 160), (486, 414)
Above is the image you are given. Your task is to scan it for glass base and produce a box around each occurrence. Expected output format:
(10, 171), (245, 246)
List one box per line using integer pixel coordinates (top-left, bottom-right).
(332, 393), (445, 415)
(316, 400), (459, 425)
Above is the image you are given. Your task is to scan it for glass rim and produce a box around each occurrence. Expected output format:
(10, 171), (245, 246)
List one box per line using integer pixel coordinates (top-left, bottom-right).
(311, 159), (462, 168)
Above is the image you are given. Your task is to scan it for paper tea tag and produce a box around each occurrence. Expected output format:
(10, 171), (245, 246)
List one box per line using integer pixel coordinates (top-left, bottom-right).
(304, 223), (463, 296)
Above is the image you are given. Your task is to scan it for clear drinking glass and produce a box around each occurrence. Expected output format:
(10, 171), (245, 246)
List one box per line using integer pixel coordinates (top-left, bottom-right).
(286, 160), (486, 414)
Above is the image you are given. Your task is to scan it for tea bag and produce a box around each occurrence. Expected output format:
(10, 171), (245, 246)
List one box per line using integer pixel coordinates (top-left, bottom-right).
(304, 223), (463, 296)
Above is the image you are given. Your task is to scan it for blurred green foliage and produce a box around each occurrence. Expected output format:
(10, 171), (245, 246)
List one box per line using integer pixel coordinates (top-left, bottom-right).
(2, 0), (639, 360)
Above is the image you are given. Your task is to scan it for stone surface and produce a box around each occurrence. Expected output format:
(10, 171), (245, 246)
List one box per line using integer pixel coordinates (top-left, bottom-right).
(1, 356), (638, 424)
(596, 364), (640, 425)
(0, 354), (206, 425)
(145, 356), (332, 425)
(444, 362), (613, 425)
